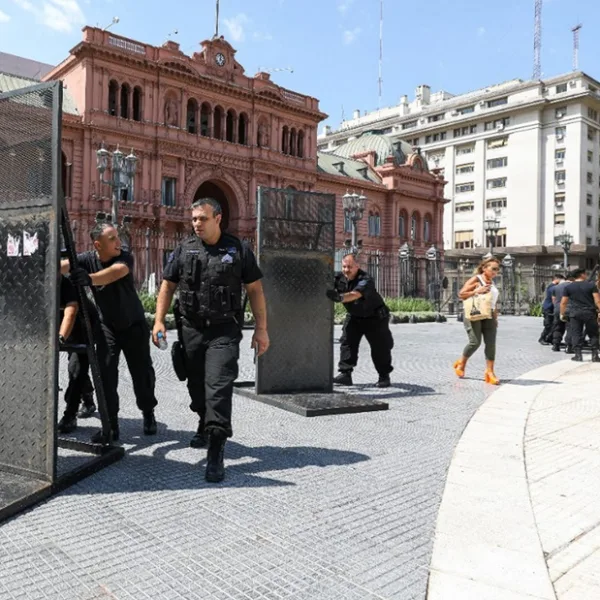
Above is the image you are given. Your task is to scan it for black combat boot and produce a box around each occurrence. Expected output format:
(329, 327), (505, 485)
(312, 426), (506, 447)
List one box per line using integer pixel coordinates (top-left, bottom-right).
(571, 350), (583, 362)
(376, 375), (391, 388)
(190, 419), (207, 448)
(57, 415), (77, 434)
(205, 432), (226, 483)
(552, 344), (561, 352)
(333, 372), (353, 386)
(77, 393), (96, 418)
(592, 350), (600, 363)
(538, 337), (550, 346)
(565, 345), (575, 354)
(143, 410), (157, 435)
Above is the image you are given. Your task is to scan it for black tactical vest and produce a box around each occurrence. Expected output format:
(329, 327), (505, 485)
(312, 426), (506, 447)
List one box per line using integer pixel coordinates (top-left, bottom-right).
(178, 234), (244, 325)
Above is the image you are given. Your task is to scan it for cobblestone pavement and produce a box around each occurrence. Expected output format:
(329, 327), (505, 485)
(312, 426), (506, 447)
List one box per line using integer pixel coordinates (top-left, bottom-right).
(0, 317), (566, 600)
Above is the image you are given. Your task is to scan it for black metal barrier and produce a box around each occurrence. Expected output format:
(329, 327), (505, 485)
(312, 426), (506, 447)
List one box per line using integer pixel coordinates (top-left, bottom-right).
(0, 81), (123, 524)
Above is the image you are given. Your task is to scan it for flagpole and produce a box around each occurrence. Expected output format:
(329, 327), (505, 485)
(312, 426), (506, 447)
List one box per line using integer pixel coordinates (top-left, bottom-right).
(215, 0), (220, 37)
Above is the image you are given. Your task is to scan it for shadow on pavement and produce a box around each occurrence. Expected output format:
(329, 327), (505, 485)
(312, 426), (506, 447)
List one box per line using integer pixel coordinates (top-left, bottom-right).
(59, 419), (370, 492)
(349, 382), (438, 399)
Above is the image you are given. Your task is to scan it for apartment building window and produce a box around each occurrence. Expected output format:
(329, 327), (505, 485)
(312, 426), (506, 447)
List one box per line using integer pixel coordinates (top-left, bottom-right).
(587, 172), (594, 184)
(554, 214), (565, 225)
(586, 237), (593, 245)
(588, 126), (596, 141)
(484, 117), (510, 131)
(556, 83), (568, 93)
(428, 113), (445, 122)
(555, 107), (567, 118)
(455, 202), (474, 213)
(487, 157), (508, 169)
(588, 151), (594, 163)
(555, 149), (566, 162)
(161, 177), (176, 206)
(555, 170), (566, 183)
(556, 126), (566, 140)
(402, 120), (417, 130)
(425, 132), (447, 143)
(455, 182), (475, 193)
(456, 163), (475, 175)
(453, 125), (477, 138)
(409, 137), (419, 146)
(456, 145), (475, 155)
(587, 215), (593, 228)
(555, 192), (565, 207)
(487, 137), (508, 149)
(487, 177), (506, 189)
(589, 108), (599, 121)
(491, 228), (507, 248)
(486, 198), (507, 210)
(487, 97), (508, 108)
(454, 230), (474, 249)
(458, 105), (475, 115)
(587, 193), (594, 206)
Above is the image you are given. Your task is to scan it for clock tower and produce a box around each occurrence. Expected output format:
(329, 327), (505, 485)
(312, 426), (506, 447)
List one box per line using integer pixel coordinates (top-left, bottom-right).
(197, 36), (243, 77)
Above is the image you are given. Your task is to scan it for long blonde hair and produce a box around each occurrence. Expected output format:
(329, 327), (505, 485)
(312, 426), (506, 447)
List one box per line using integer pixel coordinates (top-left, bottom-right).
(474, 256), (500, 275)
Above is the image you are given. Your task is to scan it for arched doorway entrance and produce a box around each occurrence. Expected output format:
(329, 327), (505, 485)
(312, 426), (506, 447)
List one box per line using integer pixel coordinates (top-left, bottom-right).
(193, 180), (236, 233)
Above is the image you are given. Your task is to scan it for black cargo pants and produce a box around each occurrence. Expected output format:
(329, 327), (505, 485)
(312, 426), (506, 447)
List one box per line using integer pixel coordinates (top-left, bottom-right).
(552, 312), (572, 347)
(540, 308), (554, 342)
(338, 314), (394, 377)
(62, 351), (93, 419)
(95, 320), (158, 425)
(181, 319), (241, 438)
(570, 310), (599, 352)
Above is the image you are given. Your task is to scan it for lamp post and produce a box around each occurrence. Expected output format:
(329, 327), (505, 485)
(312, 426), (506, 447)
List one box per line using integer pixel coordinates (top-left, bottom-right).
(342, 190), (366, 254)
(556, 231), (573, 272)
(501, 253), (515, 315)
(399, 242), (416, 297)
(426, 244), (441, 312)
(483, 217), (501, 255)
(96, 143), (138, 225)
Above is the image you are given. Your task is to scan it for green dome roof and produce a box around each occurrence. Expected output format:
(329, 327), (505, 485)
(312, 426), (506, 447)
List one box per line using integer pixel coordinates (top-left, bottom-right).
(333, 132), (414, 167)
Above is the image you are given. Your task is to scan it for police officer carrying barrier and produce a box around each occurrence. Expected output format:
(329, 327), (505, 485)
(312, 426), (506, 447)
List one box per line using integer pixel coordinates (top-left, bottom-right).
(153, 197), (269, 483)
(326, 253), (393, 388)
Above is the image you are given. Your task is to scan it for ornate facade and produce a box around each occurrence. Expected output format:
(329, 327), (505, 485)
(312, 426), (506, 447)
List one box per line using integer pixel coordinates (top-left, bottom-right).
(40, 26), (446, 283)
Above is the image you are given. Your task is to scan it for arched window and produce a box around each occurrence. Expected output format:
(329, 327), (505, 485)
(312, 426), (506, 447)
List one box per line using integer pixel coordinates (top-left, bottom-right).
(120, 83), (130, 119)
(281, 126), (289, 154)
(132, 86), (143, 121)
(186, 99), (198, 133)
(213, 106), (224, 140)
(398, 211), (407, 238)
(225, 109), (236, 142)
(411, 212), (420, 241)
(108, 80), (119, 116)
(297, 130), (305, 158)
(423, 215), (432, 243)
(200, 102), (211, 136)
(289, 128), (297, 156)
(368, 212), (381, 236)
(238, 112), (248, 145)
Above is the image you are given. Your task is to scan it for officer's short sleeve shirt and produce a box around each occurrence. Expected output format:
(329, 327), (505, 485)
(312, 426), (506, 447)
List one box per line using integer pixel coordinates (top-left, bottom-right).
(240, 241), (262, 285)
(162, 246), (183, 284)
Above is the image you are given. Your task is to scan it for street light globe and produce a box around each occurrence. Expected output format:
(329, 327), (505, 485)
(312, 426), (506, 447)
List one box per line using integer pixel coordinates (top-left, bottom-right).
(96, 144), (109, 174)
(111, 146), (124, 172)
(125, 149), (138, 177)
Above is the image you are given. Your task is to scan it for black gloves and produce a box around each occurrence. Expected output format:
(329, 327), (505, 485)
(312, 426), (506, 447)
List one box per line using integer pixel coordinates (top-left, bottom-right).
(70, 267), (92, 287)
(326, 289), (342, 302)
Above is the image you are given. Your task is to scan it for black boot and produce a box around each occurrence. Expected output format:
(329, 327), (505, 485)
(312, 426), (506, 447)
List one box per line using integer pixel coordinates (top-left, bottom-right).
(57, 415), (77, 434)
(571, 351), (583, 362)
(565, 345), (575, 354)
(552, 344), (561, 352)
(77, 393), (96, 418)
(143, 410), (157, 435)
(592, 350), (600, 363)
(205, 432), (226, 483)
(376, 375), (391, 388)
(190, 419), (207, 448)
(333, 372), (353, 386)
(538, 338), (550, 346)
(91, 422), (119, 444)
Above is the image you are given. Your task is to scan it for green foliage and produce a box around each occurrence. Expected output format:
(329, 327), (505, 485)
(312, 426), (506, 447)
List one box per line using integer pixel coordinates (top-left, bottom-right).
(138, 292), (173, 315)
(528, 301), (543, 317)
(385, 297), (435, 313)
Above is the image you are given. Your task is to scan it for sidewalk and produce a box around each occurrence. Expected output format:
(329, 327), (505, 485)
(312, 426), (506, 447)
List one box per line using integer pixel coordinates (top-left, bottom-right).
(427, 359), (600, 600)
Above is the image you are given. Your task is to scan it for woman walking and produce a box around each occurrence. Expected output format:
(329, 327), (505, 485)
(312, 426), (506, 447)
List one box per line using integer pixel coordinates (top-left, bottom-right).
(453, 256), (501, 384)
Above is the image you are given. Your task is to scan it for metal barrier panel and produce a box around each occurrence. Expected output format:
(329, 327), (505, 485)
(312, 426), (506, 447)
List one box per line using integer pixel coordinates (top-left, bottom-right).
(256, 186), (335, 394)
(0, 82), (61, 481)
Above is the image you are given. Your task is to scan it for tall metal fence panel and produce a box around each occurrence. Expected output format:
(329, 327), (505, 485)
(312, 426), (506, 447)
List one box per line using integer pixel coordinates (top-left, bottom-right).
(0, 82), (61, 481)
(256, 186), (335, 394)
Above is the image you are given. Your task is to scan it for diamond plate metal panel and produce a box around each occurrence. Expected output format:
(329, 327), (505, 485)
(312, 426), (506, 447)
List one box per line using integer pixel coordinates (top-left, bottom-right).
(0, 82), (61, 482)
(256, 187), (335, 394)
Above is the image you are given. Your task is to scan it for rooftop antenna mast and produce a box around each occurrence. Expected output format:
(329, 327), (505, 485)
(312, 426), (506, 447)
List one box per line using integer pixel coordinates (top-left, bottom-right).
(215, 0), (220, 37)
(378, 0), (384, 109)
(533, 0), (542, 80)
(572, 23), (582, 70)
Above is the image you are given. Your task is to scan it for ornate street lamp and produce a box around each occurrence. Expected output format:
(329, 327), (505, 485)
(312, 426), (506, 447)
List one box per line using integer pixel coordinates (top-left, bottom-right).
(556, 231), (573, 272)
(501, 253), (516, 315)
(483, 217), (501, 255)
(426, 244), (442, 313)
(342, 190), (366, 254)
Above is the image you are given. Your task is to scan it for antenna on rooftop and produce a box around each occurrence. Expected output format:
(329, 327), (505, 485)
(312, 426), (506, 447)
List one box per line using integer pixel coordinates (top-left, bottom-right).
(533, 0), (542, 80)
(378, 0), (384, 109)
(103, 16), (119, 32)
(572, 23), (582, 71)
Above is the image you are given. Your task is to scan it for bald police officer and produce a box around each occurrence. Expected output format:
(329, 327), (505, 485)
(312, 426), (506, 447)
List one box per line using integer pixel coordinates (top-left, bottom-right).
(153, 197), (269, 483)
(326, 253), (394, 388)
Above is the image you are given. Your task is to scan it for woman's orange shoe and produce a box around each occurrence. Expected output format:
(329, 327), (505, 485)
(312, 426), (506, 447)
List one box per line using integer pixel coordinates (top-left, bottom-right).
(453, 360), (465, 378)
(484, 370), (500, 385)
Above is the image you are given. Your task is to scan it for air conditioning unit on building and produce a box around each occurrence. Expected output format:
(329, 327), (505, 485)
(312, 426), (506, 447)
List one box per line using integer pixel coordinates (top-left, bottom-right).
(555, 158), (564, 165)
(569, 80), (577, 88)
(479, 101), (486, 107)
(557, 134), (565, 141)
(451, 110), (459, 117)
(496, 123), (505, 131)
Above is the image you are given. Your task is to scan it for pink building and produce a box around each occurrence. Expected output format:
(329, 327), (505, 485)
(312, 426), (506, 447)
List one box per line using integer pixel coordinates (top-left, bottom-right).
(26, 26), (447, 284)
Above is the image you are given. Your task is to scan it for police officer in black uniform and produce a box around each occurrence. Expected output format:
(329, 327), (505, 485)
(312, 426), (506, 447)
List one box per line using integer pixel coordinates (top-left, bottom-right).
(153, 197), (269, 483)
(326, 253), (394, 388)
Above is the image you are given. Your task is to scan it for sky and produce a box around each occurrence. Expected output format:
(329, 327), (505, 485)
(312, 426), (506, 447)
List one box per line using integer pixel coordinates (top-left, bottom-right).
(1, 0), (600, 131)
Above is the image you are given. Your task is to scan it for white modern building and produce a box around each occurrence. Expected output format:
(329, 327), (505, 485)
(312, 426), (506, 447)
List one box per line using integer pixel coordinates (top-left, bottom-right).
(318, 72), (600, 259)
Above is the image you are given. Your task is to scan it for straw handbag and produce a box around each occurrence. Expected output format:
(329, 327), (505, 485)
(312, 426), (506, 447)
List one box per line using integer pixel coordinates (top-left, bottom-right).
(463, 276), (493, 322)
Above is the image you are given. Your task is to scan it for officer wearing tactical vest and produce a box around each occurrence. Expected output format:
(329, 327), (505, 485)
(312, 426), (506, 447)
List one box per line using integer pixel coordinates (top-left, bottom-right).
(326, 253), (394, 387)
(153, 197), (269, 483)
